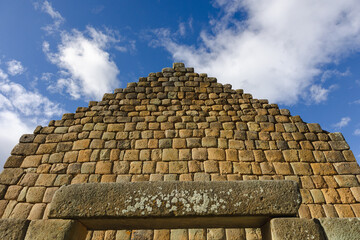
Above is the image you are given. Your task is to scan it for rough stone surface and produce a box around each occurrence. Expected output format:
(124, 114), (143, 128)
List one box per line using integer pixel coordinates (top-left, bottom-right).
(319, 218), (360, 240)
(49, 181), (300, 228)
(0, 219), (29, 240)
(262, 218), (324, 240)
(24, 219), (87, 240)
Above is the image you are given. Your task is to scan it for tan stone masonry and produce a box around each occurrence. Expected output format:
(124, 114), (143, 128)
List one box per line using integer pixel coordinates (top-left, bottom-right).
(0, 62), (359, 239)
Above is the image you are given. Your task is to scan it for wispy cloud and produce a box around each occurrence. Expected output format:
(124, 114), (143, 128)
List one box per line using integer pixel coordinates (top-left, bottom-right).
(333, 117), (351, 129)
(354, 129), (360, 136)
(43, 26), (120, 100)
(35, 0), (64, 34)
(309, 84), (337, 104)
(6, 60), (25, 76)
(155, 0), (360, 105)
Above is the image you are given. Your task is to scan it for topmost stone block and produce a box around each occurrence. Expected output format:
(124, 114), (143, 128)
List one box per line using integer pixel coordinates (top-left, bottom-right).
(173, 62), (185, 68)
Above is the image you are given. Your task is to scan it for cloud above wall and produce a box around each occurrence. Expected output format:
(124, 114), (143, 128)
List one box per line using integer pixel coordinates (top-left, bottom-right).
(35, 1), (121, 101)
(156, 0), (360, 104)
(43, 27), (121, 100)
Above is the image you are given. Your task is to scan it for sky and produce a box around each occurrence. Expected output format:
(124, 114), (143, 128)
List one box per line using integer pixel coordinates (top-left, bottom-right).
(0, 0), (360, 166)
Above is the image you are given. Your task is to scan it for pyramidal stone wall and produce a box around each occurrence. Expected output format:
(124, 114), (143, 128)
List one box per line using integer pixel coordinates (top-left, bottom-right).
(0, 63), (360, 239)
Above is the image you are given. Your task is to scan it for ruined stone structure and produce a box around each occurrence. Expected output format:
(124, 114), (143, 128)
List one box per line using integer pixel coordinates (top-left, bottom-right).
(0, 63), (359, 239)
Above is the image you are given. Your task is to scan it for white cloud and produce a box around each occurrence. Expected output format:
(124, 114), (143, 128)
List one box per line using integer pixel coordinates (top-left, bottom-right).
(36, 0), (64, 34)
(6, 60), (25, 76)
(44, 27), (120, 100)
(333, 117), (351, 129)
(0, 68), (64, 167)
(354, 129), (360, 136)
(156, 0), (360, 105)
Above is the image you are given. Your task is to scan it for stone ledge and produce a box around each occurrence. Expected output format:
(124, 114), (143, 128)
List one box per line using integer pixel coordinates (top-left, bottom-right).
(49, 180), (300, 229)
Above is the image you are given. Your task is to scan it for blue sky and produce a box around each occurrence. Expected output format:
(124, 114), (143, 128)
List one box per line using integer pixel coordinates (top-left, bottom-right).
(1, 0), (360, 166)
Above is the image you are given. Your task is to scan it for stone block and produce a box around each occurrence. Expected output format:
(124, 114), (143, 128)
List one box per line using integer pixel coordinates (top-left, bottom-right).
(24, 219), (87, 240)
(95, 161), (112, 174)
(202, 137), (217, 147)
(73, 139), (91, 150)
(192, 148), (207, 160)
(49, 181), (301, 229)
(334, 175), (359, 187)
(264, 150), (284, 162)
(4, 185), (22, 200)
(0, 168), (23, 185)
(186, 138), (201, 148)
(28, 203), (46, 220)
(233, 162), (252, 174)
(319, 218), (360, 240)
(173, 138), (186, 149)
(311, 163), (336, 175)
(261, 218), (324, 240)
(169, 161), (188, 174)
(26, 187), (46, 203)
(334, 204), (355, 217)
(0, 219), (29, 240)
(225, 149), (238, 161)
(4, 155), (24, 168)
(163, 149), (179, 161)
(36, 143), (57, 154)
(11, 143), (38, 155)
(273, 162), (292, 175)
(238, 150), (254, 161)
(129, 162), (142, 174)
(333, 162), (360, 174)
(208, 148), (225, 161)
(124, 150), (139, 161)
(9, 202), (33, 219)
(290, 162), (313, 175)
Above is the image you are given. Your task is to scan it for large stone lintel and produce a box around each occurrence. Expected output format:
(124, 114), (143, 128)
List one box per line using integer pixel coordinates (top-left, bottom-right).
(49, 180), (300, 229)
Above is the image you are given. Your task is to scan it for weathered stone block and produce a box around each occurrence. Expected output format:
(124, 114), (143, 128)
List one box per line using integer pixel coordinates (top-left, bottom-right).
(26, 187), (46, 203)
(0, 219), (29, 240)
(163, 149), (179, 161)
(169, 161), (188, 174)
(319, 218), (360, 240)
(24, 219), (87, 240)
(36, 143), (57, 154)
(238, 150), (254, 161)
(192, 148), (207, 160)
(0, 168), (23, 185)
(11, 143), (38, 155)
(4, 155), (24, 168)
(208, 148), (225, 161)
(262, 218), (324, 240)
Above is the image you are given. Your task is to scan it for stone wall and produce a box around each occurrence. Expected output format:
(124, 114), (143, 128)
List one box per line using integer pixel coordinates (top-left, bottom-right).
(0, 62), (359, 239)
